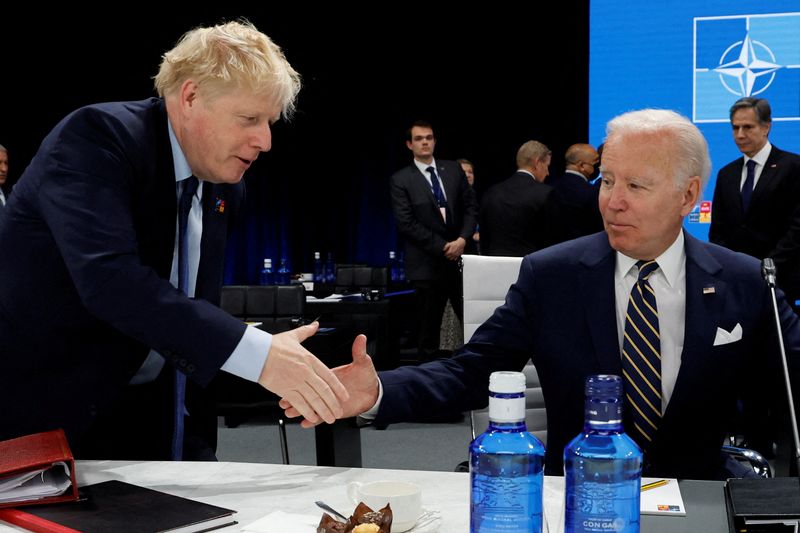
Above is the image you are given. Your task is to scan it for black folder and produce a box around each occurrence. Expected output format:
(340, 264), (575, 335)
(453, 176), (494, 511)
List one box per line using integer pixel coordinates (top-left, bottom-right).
(725, 477), (800, 533)
(8, 480), (237, 533)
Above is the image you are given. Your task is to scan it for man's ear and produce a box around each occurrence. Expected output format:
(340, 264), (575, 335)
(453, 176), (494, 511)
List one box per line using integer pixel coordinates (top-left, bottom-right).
(680, 176), (701, 217)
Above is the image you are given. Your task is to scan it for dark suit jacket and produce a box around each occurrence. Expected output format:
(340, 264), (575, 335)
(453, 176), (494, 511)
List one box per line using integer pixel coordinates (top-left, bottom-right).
(709, 146), (800, 301)
(0, 98), (246, 452)
(390, 160), (477, 280)
(480, 171), (557, 256)
(375, 231), (800, 479)
(547, 171), (603, 242)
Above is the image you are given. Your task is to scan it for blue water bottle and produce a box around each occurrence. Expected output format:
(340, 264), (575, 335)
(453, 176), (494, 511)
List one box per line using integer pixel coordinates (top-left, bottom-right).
(389, 251), (399, 282)
(564, 374), (643, 533)
(259, 258), (274, 286)
(275, 257), (290, 285)
(324, 252), (336, 283)
(313, 252), (324, 283)
(470, 371), (545, 533)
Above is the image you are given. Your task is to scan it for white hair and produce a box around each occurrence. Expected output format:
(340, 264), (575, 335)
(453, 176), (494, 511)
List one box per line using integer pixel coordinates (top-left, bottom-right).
(605, 109), (711, 191)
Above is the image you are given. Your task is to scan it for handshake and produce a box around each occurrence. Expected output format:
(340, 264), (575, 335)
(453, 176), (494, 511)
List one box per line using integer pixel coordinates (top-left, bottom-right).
(258, 322), (379, 428)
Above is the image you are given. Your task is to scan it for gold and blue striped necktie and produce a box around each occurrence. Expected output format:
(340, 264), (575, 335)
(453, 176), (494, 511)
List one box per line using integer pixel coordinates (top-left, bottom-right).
(622, 259), (661, 448)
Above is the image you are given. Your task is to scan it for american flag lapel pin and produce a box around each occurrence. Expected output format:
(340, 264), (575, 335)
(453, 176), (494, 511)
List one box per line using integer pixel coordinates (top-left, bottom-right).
(703, 286), (715, 295)
(214, 197), (225, 213)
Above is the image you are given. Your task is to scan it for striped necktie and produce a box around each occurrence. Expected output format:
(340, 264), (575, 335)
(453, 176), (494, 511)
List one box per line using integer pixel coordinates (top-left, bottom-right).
(622, 259), (661, 448)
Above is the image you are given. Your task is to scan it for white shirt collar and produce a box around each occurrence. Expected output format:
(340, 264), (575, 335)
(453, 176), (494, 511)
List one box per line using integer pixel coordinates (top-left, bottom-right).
(565, 169), (588, 181)
(167, 119), (193, 183)
(517, 169), (535, 179)
(745, 140), (772, 168)
(615, 230), (685, 288)
(414, 158), (437, 175)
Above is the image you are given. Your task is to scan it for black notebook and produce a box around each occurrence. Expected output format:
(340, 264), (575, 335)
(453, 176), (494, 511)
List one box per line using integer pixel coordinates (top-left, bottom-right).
(725, 477), (800, 533)
(15, 480), (237, 533)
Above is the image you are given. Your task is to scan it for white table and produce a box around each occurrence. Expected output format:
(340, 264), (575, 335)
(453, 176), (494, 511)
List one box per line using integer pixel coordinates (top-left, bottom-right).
(0, 461), (728, 532)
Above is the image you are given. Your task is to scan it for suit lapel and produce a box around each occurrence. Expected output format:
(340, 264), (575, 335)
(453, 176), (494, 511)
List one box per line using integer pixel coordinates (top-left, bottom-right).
(579, 235), (623, 373)
(749, 146), (783, 211)
(662, 233), (725, 422)
(195, 182), (228, 302)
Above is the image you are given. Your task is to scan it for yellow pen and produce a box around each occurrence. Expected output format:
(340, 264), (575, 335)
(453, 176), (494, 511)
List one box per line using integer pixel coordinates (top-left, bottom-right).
(641, 479), (669, 492)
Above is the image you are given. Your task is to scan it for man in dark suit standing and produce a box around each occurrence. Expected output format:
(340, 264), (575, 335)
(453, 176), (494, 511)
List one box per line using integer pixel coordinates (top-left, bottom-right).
(390, 121), (478, 358)
(284, 109), (800, 480)
(709, 97), (800, 460)
(480, 140), (557, 256)
(548, 143), (604, 242)
(0, 21), (348, 460)
(710, 97), (800, 308)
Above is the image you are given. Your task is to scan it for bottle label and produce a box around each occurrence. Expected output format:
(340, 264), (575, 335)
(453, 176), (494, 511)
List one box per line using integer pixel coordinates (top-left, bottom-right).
(488, 396), (525, 423)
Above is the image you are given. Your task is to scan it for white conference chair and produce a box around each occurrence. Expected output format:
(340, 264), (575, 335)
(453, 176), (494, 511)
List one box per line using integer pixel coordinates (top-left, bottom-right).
(461, 254), (547, 445)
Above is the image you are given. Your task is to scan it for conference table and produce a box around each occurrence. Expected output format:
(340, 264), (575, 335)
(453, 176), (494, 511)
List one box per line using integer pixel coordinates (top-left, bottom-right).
(0, 460), (730, 532)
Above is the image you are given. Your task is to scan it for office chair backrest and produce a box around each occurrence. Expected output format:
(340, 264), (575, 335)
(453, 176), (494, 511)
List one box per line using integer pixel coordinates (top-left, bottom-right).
(461, 254), (547, 445)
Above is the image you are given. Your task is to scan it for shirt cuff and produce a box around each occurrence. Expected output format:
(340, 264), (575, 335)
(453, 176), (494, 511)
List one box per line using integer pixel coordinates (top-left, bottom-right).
(359, 378), (384, 420)
(221, 325), (272, 382)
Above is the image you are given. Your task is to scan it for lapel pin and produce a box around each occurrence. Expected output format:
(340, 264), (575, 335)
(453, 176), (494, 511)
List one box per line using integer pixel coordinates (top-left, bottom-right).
(214, 197), (225, 213)
(703, 286), (715, 294)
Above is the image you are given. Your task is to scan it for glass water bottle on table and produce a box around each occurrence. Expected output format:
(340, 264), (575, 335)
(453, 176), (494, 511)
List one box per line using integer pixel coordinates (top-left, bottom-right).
(470, 371), (546, 533)
(564, 374), (643, 533)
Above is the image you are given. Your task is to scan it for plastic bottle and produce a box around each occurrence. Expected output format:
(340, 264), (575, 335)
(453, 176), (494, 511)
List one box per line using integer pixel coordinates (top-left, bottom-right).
(259, 258), (274, 286)
(564, 374), (643, 533)
(470, 371), (545, 532)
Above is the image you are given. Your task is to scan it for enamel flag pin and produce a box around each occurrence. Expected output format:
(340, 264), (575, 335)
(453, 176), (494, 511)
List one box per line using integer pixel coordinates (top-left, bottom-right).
(214, 198), (225, 213)
(703, 286), (715, 294)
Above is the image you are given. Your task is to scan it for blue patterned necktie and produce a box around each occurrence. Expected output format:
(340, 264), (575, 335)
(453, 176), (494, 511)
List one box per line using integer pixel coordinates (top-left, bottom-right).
(622, 260), (661, 449)
(741, 159), (756, 212)
(171, 176), (199, 460)
(426, 166), (448, 213)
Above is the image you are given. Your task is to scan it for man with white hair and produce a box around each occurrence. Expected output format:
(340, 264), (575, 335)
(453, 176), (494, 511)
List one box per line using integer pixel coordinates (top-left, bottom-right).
(284, 109), (800, 480)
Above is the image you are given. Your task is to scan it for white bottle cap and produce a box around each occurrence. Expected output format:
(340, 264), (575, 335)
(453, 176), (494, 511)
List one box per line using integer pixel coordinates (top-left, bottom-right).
(314, 252), (321, 259)
(264, 258), (272, 267)
(489, 371), (525, 393)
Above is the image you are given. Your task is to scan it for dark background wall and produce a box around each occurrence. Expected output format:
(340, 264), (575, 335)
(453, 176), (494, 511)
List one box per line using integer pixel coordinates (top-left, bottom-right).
(0, 6), (589, 283)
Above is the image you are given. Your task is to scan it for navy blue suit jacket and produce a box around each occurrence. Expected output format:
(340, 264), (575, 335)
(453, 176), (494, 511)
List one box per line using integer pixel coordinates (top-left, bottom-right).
(709, 146), (800, 301)
(0, 99), (246, 450)
(390, 160), (478, 280)
(376, 231), (800, 479)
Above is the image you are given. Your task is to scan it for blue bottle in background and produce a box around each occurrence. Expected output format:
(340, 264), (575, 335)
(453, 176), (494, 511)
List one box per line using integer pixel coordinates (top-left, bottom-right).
(313, 251), (324, 283)
(397, 251), (406, 282)
(564, 374), (642, 533)
(470, 371), (545, 533)
(324, 252), (336, 283)
(259, 258), (274, 286)
(389, 251), (399, 282)
(275, 257), (290, 285)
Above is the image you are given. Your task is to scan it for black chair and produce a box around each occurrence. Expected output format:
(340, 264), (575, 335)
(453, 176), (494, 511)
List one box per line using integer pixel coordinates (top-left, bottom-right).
(215, 284), (306, 464)
(334, 265), (388, 296)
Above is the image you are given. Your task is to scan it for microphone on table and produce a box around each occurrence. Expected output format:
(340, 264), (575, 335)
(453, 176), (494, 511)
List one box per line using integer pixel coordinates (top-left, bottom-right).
(761, 258), (800, 476)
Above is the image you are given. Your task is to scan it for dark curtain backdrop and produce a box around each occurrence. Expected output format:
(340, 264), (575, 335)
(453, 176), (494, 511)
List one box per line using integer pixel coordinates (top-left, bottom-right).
(1, 6), (589, 284)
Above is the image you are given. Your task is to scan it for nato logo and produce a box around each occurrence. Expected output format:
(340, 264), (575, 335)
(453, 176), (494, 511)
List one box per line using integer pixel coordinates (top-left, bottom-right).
(694, 13), (800, 123)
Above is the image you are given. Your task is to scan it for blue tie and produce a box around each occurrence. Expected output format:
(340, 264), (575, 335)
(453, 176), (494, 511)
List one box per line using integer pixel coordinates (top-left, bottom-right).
(426, 166), (448, 222)
(622, 260), (661, 449)
(741, 159), (756, 212)
(172, 176), (199, 460)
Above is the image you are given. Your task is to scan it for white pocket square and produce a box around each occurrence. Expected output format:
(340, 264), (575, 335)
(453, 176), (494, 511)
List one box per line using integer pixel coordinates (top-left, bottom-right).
(713, 323), (742, 346)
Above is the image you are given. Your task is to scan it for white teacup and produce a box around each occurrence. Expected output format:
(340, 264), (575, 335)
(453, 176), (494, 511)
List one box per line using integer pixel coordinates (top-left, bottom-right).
(346, 480), (422, 532)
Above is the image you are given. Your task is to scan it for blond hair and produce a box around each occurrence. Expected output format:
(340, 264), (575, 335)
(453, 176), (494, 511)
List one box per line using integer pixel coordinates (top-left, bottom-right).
(154, 20), (301, 119)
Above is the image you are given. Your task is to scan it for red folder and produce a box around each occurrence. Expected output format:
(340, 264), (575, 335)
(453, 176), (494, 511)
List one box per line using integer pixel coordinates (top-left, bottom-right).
(0, 429), (78, 509)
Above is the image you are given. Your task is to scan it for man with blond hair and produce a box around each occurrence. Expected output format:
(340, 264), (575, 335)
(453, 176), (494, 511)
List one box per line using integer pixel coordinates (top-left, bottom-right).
(480, 140), (557, 256)
(0, 21), (348, 460)
(285, 109), (800, 480)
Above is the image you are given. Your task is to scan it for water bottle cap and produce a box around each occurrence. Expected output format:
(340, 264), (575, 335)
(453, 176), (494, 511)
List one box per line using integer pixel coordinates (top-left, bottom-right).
(389, 251), (396, 258)
(264, 258), (272, 267)
(585, 374), (622, 398)
(489, 371), (525, 393)
(314, 252), (320, 259)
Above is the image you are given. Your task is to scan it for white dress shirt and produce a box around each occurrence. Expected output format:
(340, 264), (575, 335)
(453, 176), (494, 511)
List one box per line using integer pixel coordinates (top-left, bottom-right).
(413, 158), (447, 201)
(740, 141), (772, 191)
(130, 121), (270, 384)
(614, 231), (686, 411)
